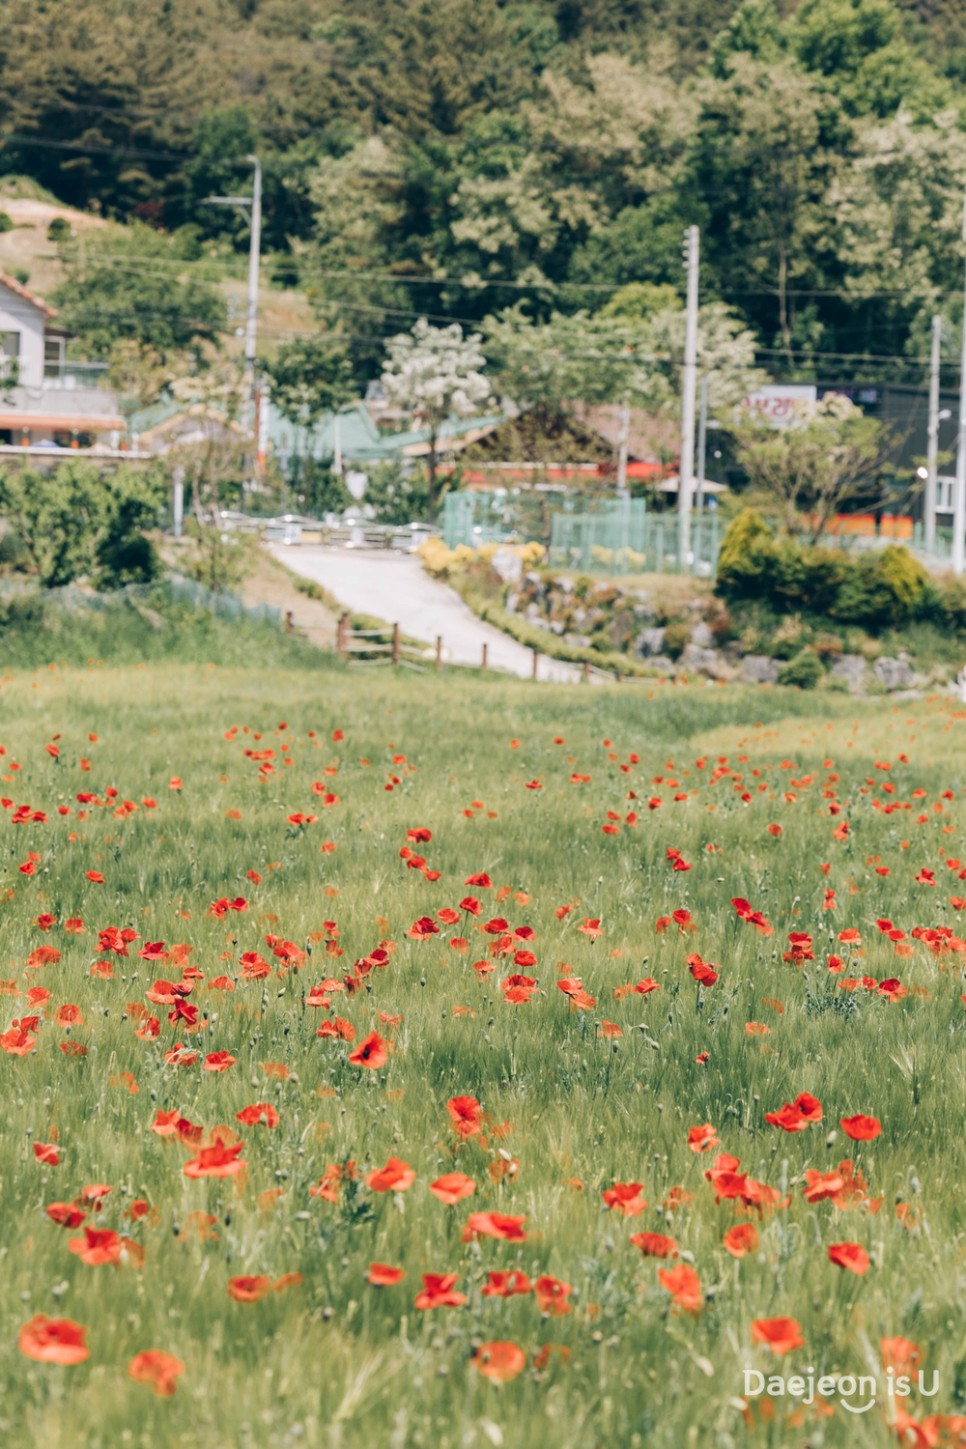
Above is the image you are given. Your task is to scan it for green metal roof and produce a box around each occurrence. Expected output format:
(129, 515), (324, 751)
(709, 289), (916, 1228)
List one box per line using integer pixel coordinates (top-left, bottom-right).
(268, 401), (508, 464)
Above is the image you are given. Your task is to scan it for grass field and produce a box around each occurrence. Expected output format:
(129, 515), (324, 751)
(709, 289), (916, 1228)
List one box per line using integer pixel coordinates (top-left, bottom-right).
(3, 636), (966, 1449)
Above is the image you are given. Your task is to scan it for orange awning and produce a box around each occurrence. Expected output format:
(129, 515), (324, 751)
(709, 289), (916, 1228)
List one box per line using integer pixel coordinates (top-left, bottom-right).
(0, 412), (123, 432)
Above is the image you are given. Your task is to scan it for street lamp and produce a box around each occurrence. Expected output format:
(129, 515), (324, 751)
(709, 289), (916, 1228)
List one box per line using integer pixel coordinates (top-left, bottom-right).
(202, 154), (262, 438)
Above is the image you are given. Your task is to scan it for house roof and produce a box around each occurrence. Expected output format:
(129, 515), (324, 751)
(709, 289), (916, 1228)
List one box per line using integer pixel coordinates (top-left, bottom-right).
(0, 271), (58, 319)
(0, 411), (123, 431)
(267, 401), (509, 463)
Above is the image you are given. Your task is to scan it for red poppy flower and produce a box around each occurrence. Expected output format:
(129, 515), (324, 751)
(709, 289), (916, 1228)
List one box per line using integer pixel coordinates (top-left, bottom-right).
(2, 1024), (37, 1056)
(723, 1223), (759, 1258)
(407, 916), (439, 939)
(414, 1273), (467, 1309)
(482, 1270), (532, 1297)
(19, 1315), (89, 1364)
(841, 1114), (881, 1141)
(429, 1172), (476, 1205)
(687, 954), (719, 986)
(46, 1201), (86, 1228)
(447, 1095), (483, 1137)
(33, 1142), (60, 1165)
(557, 977), (596, 1010)
(602, 1182), (647, 1217)
(366, 1157), (415, 1192)
(368, 1263), (405, 1286)
(203, 1050), (236, 1072)
(228, 1275), (273, 1302)
(828, 1242), (870, 1275)
(751, 1317), (805, 1355)
(687, 1123), (719, 1154)
(881, 1337), (921, 1374)
(183, 1141), (246, 1178)
(765, 1092), (823, 1133)
(348, 1032), (388, 1069)
(128, 1349), (185, 1396)
(462, 1211), (527, 1242)
(630, 1232), (678, 1258)
(534, 1275), (572, 1315)
(235, 1103), (279, 1129)
(473, 1341), (527, 1382)
(68, 1227), (122, 1265)
(658, 1263), (701, 1313)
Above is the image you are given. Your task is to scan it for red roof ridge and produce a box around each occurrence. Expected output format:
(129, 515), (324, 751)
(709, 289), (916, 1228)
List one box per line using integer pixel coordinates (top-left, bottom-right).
(0, 271), (57, 318)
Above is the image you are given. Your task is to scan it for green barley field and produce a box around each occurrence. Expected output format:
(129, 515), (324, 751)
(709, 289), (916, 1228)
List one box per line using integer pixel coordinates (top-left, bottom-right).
(3, 617), (966, 1449)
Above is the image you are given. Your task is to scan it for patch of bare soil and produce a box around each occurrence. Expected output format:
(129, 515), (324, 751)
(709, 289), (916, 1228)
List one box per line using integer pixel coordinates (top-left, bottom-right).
(237, 545), (339, 647)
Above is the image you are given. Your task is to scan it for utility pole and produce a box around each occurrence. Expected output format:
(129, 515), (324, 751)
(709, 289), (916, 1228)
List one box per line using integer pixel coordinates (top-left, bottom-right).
(172, 464), (184, 539)
(678, 225), (700, 570)
(616, 397), (630, 495)
(925, 315), (941, 555)
(202, 154), (262, 437)
(616, 395), (630, 567)
(695, 374), (709, 518)
(955, 193), (966, 576)
(245, 154), (262, 436)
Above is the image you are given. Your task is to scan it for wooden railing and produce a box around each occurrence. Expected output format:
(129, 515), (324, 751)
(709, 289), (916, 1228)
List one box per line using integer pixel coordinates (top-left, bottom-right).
(330, 612), (621, 682)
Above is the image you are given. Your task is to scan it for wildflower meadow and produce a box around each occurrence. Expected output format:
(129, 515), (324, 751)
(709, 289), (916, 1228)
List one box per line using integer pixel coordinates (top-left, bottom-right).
(3, 647), (966, 1449)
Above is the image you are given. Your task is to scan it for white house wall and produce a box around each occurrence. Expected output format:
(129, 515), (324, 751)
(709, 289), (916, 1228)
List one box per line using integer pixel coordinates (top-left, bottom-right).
(0, 286), (45, 387)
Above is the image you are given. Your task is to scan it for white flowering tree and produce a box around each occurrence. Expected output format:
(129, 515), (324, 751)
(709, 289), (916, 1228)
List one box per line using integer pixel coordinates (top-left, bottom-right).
(380, 318), (492, 511)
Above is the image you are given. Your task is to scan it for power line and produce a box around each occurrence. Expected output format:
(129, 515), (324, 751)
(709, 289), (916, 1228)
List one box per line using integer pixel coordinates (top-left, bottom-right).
(0, 132), (192, 164)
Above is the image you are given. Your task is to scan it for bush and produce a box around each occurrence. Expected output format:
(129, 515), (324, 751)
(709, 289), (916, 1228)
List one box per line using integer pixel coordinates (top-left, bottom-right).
(777, 649), (824, 689)
(0, 461), (164, 588)
(831, 546), (928, 628)
(931, 577), (966, 632)
(46, 217), (72, 243)
(0, 527), (30, 572)
(718, 508), (935, 633)
(0, 212), (13, 234)
(716, 508), (774, 599)
(662, 619), (691, 660)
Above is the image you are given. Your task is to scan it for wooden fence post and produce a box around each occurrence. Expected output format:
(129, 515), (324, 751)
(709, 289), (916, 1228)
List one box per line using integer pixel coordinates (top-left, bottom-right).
(481, 642), (488, 672)
(531, 649), (539, 681)
(284, 610), (294, 634)
(582, 659), (590, 683)
(336, 612), (349, 658)
(435, 635), (443, 670)
(391, 622), (400, 666)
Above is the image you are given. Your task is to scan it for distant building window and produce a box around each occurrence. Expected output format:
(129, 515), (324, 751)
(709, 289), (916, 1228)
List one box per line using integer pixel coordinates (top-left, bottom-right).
(44, 336), (65, 379)
(0, 330), (20, 378)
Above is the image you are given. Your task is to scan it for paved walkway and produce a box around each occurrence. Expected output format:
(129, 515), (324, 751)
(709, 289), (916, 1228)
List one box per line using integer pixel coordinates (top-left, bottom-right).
(270, 545), (585, 682)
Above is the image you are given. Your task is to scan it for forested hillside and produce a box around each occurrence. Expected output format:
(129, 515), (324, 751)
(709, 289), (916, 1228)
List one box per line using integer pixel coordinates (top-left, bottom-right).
(2, 0), (966, 383)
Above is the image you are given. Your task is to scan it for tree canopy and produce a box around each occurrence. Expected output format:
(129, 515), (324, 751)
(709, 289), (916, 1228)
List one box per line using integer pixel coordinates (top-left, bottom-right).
(2, 0), (964, 386)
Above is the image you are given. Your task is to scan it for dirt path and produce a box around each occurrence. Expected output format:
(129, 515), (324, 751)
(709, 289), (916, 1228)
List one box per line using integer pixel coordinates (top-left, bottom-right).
(269, 545), (586, 681)
(236, 545), (339, 646)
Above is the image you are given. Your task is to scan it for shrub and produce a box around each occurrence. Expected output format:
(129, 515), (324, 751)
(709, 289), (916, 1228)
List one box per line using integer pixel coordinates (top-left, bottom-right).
(0, 461), (164, 588)
(777, 649), (823, 688)
(932, 577), (966, 632)
(0, 527), (30, 572)
(704, 600), (733, 644)
(47, 217), (72, 243)
(716, 508), (774, 599)
(663, 618), (691, 660)
(0, 211), (13, 234)
(831, 547), (928, 628)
